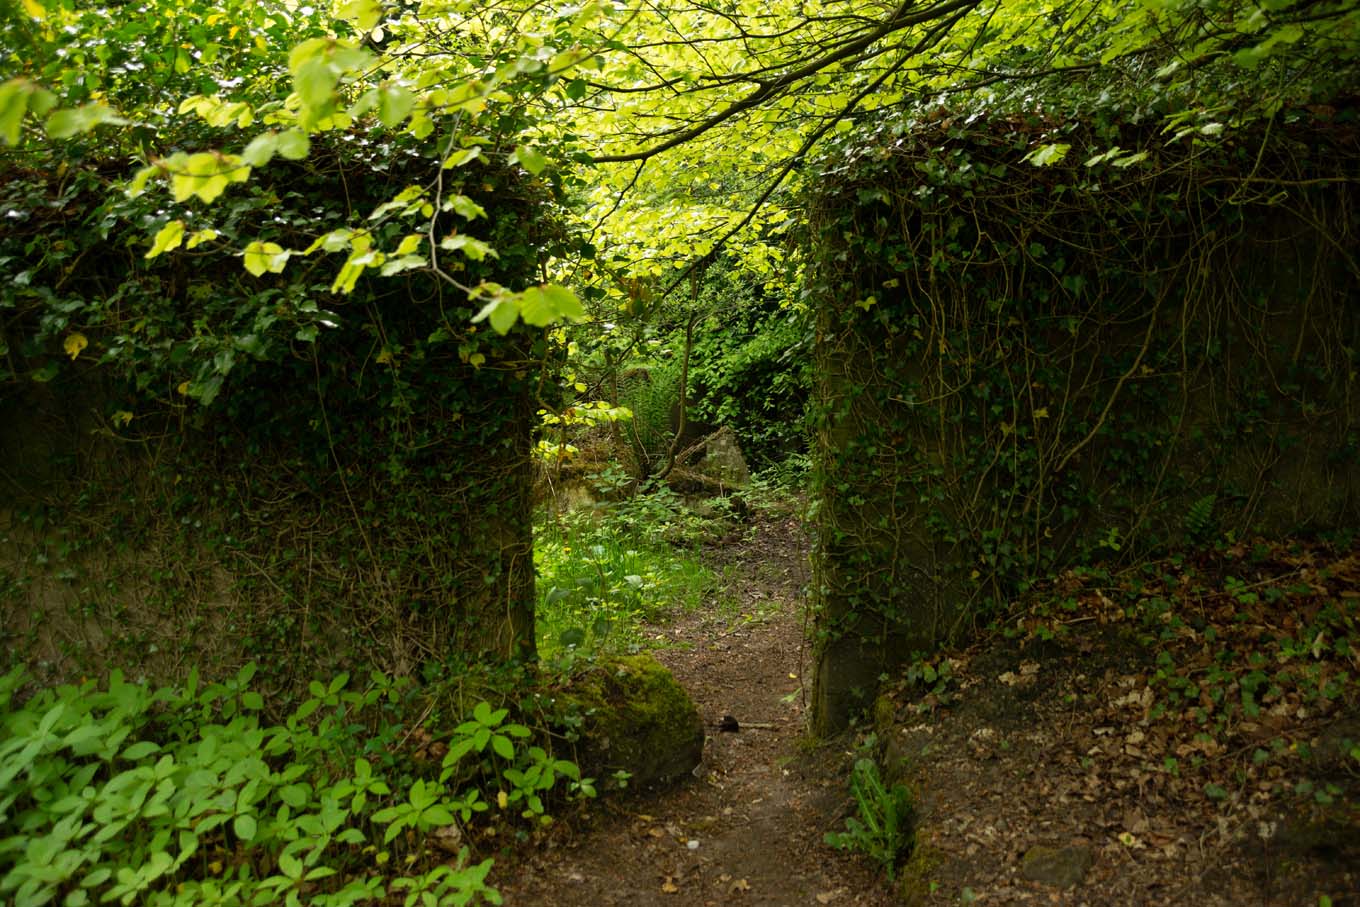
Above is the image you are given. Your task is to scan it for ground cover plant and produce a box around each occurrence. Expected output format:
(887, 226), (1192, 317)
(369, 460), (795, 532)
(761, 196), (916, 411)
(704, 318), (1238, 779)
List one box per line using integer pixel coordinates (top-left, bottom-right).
(534, 477), (730, 658)
(0, 662), (603, 907)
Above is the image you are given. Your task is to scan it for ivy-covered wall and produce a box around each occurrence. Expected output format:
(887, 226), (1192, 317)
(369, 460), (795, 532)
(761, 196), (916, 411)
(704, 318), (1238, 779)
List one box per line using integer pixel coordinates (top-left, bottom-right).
(806, 108), (1360, 733)
(0, 144), (557, 691)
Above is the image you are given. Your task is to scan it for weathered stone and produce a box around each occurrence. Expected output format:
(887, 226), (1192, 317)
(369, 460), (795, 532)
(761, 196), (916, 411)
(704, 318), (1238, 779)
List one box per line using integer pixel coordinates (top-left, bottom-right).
(697, 425), (750, 487)
(564, 654), (705, 787)
(1020, 845), (1093, 889)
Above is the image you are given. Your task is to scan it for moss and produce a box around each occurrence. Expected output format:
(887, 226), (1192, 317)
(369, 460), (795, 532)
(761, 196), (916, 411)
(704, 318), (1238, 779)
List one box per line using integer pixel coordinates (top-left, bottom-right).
(894, 838), (939, 907)
(564, 654), (704, 787)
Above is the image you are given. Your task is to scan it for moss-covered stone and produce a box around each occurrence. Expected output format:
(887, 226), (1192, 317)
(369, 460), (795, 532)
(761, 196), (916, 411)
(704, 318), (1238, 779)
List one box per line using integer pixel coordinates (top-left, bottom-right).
(564, 654), (704, 787)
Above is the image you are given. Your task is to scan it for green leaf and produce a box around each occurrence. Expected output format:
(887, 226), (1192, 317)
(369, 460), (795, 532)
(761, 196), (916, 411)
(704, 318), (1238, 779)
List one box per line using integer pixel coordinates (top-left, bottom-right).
(233, 813), (257, 841)
(0, 79), (29, 145)
(45, 103), (128, 138)
(491, 735), (515, 760)
(422, 805), (455, 826)
(278, 851), (303, 880)
(242, 132), (278, 167)
(442, 146), (482, 169)
(277, 129), (310, 160)
(1023, 143), (1070, 167)
(513, 145), (549, 176)
(520, 284), (585, 327)
(448, 195), (486, 221)
(145, 220), (186, 259)
(243, 241), (289, 277)
(122, 741), (161, 760)
(185, 229), (218, 250)
(295, 58), (338, 110)
(377, 84), (414, 128)
(336, 0), (383, 30)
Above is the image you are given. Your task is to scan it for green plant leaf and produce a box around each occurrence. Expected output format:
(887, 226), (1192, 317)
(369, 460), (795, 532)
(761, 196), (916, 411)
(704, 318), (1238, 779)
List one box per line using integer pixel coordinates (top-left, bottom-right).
(243, 241), (289, 277)
(233, 813), (258, 841)
(512, 145), (548, 176)
(145, 220), (185, 259)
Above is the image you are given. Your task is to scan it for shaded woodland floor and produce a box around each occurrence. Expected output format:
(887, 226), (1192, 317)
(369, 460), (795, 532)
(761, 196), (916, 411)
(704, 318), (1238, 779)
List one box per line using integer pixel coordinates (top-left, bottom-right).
(496, 512), (897, 906)
(493, 511), (1360, 906)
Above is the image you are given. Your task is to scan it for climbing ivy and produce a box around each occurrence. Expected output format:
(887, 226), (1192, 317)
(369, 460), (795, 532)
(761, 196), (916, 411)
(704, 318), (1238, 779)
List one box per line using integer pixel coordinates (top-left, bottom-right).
(806, 98), (1359, 673)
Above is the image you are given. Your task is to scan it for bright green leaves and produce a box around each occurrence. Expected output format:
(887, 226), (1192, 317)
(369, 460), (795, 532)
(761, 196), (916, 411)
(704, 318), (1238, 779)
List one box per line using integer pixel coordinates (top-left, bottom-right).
(510, 145), (549, 176)
(241, 129), (311, 167)
(138, 221), (237, 265)
(178, 95), (254, 129)
(377, 83), (415, 128)
(243, 242), (290, 277)
(0, 78), (57, 145)
(334, 0), (383, 32)
(287, 37), (373, 130)
(439, 234), (496, 261)
(347, 81), (416, 128)
(447, 195), (487, 221)
(521, 285), (586, 327)
(131, 151), (255, 206)
(145, 221), (186, 259)
(1023, 143), (1071, 166)
(442, 146), (483, 169)
(472, 284), (586, 335)
(45, 103), (128, 139)
(159, 151), (252, 204)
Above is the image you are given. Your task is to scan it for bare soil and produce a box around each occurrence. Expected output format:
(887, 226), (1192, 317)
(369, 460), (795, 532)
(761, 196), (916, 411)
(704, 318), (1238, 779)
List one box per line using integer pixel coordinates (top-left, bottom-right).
(493, 513), (1360, 907)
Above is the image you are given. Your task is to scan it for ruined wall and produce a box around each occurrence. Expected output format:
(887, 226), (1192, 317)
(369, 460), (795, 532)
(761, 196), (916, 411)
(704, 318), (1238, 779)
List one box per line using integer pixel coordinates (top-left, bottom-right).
(806, 111), (1360, 733)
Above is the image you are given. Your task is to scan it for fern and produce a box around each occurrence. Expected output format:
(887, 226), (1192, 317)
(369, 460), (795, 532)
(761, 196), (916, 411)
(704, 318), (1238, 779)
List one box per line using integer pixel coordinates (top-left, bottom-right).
(1185, 493), (1217, 542)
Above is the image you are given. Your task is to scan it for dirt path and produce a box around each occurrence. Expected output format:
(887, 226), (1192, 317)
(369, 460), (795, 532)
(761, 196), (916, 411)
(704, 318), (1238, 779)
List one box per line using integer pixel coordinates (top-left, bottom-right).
(496, 513), (897, 907)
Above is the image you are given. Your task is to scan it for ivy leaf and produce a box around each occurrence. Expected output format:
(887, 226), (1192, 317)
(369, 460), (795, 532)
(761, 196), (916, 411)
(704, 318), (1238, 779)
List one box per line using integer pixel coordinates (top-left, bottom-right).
(1023, 143), (1070, 167)
(146, 220), (186, 259)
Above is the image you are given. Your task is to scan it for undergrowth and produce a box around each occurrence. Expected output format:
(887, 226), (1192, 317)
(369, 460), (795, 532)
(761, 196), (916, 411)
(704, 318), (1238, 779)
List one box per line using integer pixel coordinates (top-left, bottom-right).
(0, 661), (598, 907)
(534, 478), (729, 658)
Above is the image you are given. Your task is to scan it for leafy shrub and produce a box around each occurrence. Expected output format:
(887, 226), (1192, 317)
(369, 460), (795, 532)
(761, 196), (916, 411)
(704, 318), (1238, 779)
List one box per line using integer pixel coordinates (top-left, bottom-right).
(686, 274), (811, 468)
(0, 663), (588, 907)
